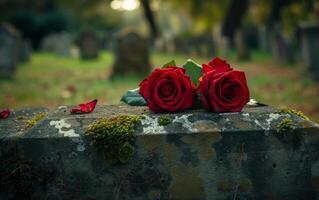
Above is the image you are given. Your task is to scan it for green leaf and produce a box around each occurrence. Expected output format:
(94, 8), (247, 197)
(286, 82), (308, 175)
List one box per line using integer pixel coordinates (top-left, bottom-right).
(121, 88), (147, 106)
(182, 59), (202, 86)
(161, 60), (176, 68)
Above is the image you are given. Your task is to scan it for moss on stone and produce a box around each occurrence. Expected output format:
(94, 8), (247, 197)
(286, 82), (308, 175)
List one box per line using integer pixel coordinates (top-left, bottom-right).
(276, 118), (294, 134)
(85, 115), (142, 164)
(158, 116), (171, 126)
(16, 116), (25, 120)
(26, 112), (48, 128)
(278, 108), (309, 120)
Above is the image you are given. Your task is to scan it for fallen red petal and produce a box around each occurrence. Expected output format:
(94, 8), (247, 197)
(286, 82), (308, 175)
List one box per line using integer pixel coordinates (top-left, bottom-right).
(0, 108), (11, 119)
(70, 99), (98, 114)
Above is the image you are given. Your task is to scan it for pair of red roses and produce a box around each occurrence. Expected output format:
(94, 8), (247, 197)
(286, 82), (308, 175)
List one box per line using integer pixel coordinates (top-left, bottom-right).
(139, 57), (250, 113)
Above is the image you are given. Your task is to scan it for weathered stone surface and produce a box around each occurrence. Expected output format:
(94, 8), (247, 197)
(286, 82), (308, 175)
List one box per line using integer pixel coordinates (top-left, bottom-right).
(0, 108), (48, 139)
(0, 105), (319, 199)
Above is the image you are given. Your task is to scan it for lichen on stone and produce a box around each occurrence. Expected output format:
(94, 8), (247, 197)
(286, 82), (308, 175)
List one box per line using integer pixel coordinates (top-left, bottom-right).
(26, 112), (48, 128)
(278, 108), (309, 120)
(158, 116), (171, 126)
(276, 118), (294, 134)
(16, 116), (25, 120)
(85, 115), (142, 164)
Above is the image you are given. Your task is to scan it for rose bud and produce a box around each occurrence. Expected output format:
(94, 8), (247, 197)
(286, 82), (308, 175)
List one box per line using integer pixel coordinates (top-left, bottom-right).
(199, 57), (250, 112)
(139, 66), (196, 113)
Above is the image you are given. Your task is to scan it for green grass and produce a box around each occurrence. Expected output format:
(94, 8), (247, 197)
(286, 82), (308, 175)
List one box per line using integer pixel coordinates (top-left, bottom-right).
(0, 50), (318, 122)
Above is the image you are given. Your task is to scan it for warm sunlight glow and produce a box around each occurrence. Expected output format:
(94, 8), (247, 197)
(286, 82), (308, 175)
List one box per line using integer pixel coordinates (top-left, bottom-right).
(110, 0), (140, 11)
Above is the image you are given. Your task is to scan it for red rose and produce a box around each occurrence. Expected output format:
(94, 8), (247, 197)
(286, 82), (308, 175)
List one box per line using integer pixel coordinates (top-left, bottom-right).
(139, 66), (196, 112)
(199, 57), (250, 112)
(0, 108), (10, 119)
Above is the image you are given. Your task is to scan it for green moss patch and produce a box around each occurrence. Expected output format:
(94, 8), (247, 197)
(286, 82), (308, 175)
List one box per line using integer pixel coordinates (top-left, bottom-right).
(158, 116), (171, 126)
(16, 116), (25, 120)
(276, 118), (294, 134)
(278, 108), (309, 120)
(85, 115), (142, 164)
(26, 112), (48, 128)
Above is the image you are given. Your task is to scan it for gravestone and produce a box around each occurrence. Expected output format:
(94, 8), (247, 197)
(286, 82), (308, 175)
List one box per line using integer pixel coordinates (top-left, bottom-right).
(234, 28), (250, 60)
(41, 32), (72, 57)
(1, 104), (319, 199)
(299, 23), (319, 81)
(0, 24), (20, 78)
(18, 39), (31, 63)
(190, 36), (215, 57)
(258, 25), (271, 52)
(173, 37), (189, 54)
(78, 28), (100, 59)
(111, 30), (151, 78)
(271, 24), (294, 63)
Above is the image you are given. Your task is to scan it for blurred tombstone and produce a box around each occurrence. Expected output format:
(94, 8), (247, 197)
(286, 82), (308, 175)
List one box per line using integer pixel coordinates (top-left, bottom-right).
(111, 30), (151, 78)
(189, 36), (215, 57)
(154, 37), (166, 52)
(78, 29), (100, 59)
(271, 24), (293, 63)
(220, 37), (232, 57)
(0, 24), (20, 78)
(299, 23), (319, 81)
(200, 36), (215, 57)
(258, 25), (271, 52)
(173, 37), (188, 54)
(18, 39), (31, 63)
(234, 28), (250, 60)
(41, 32), (71, 57)
(102, 31), (116, 51)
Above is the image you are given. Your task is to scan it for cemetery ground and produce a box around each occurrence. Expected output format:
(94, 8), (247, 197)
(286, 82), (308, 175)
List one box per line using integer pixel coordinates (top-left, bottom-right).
(0, 50), (318, 123)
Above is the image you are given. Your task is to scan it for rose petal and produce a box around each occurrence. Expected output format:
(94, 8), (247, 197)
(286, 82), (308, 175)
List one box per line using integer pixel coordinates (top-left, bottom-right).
(201, 57), (233, 75)
(0, 108), (10, 119)
(70, 99), (98, 114)
(202, 64), (214, 74)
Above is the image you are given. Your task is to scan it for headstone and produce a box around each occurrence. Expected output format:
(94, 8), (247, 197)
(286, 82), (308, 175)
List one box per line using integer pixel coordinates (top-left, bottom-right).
(258, 25), (271, 52)
(271, 23), (294, 63)
(220, 36), (232, 57)
(18, 39), (31, 63)
(0, 24), (20, 78)
(112, 30), (151, 78)
(190, 36), (215, 57)
(299, 22), (319, 81)
(0, 105), (318, 199)
(173, 37), (188, 54)
(41, 32), (72, 57)
(234, 28), (250, 60)
(78, 28), (100, 59)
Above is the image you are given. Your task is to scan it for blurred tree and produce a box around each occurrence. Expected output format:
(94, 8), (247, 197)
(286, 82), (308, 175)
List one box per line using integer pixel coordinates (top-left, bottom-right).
(140, 0), (160, 40)
(221, 0), (249, 42)
(169, 0), (229, 33)
(281, 0), (316, 36)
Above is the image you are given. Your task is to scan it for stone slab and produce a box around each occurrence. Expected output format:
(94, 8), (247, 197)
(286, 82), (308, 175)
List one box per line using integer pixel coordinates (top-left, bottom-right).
(0, 108), (49, 139)
(0, 105), (319, 199)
